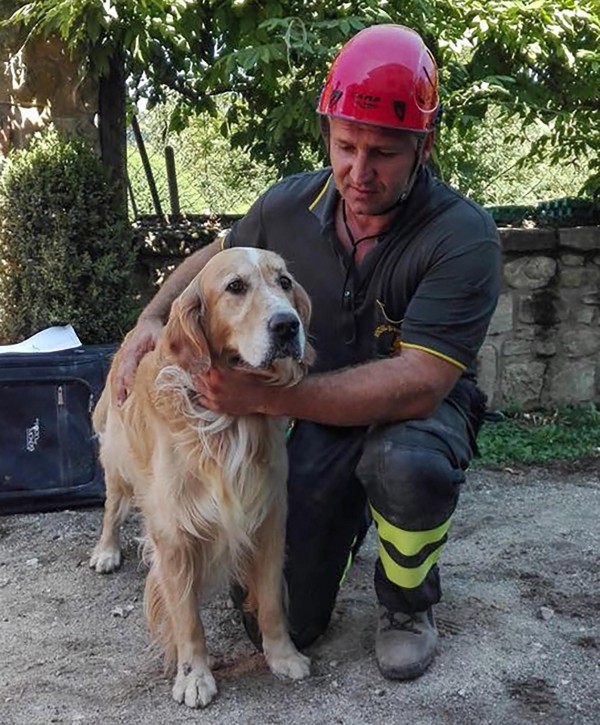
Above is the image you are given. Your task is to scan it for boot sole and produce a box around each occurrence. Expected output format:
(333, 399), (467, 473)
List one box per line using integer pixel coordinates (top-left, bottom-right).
(377, 649), (436, 681)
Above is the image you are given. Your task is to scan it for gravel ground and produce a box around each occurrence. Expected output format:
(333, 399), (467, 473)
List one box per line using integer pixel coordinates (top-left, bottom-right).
(1, 463), (599, 725)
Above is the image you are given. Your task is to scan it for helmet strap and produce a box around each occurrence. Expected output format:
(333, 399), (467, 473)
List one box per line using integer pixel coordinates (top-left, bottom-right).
(377, 134), (427, 214)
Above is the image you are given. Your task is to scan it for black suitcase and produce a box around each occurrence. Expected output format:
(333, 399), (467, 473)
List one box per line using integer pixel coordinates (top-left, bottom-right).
(0, 344), (117, 514)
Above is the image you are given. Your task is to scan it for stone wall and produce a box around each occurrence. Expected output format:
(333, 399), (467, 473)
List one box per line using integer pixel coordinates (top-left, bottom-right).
(478, 226), (600, 411)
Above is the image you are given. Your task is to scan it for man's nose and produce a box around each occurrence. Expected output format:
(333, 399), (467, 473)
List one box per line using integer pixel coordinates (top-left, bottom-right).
(350, 151), (373, 185)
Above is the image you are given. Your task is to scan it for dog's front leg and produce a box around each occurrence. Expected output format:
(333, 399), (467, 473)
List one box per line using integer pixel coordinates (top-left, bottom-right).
(250, 503), (311, 681)
(89, 474), (130, 573)
(152, 544), (217, 708)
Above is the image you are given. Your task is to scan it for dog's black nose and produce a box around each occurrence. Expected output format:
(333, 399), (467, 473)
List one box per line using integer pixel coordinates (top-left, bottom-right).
(269, 313), (300, 343)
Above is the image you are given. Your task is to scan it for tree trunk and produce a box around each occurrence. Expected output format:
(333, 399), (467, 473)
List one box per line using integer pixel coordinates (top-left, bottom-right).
(98, 49), (127, 215)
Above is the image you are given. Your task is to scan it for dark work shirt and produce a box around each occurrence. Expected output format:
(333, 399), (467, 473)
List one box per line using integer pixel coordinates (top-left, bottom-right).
(223, 167), (502, 377)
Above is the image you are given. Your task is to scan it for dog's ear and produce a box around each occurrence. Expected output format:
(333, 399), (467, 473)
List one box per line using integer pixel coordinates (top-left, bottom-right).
(163, 288), (211, 374)
(292, 279), (316, 367)
(292, 279), (311, 330)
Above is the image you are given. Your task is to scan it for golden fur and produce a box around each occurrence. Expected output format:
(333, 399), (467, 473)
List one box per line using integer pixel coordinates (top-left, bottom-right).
(90, 247), (314, 708)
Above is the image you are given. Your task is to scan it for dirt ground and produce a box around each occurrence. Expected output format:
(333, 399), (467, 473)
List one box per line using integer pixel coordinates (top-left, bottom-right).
(1, 463), (599, 725)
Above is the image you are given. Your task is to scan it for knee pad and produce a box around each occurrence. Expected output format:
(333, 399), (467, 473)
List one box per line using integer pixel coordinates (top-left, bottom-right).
(357, 443), (464, 531)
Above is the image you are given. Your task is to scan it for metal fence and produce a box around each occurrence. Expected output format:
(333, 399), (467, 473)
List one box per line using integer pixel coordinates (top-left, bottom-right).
(126, 113), (277, 219)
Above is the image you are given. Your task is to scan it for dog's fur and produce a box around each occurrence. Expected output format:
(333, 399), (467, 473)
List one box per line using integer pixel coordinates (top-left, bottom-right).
(89, 247), (314, 708)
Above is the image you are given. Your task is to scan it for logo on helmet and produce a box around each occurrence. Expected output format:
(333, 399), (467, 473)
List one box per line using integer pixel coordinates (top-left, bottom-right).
(328, 89), (343, 110)
(393, 101), (406, 122)
(353, 93), (380, 110)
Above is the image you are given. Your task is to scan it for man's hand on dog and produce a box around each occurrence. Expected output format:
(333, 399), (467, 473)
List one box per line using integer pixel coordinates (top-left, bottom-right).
(115, 317), (164, 406)
(193, 367), (278, 417)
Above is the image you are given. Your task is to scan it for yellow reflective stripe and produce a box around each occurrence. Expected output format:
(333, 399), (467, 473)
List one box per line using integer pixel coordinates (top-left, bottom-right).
(339, 536), (357, 586)
(308, 175), (332, 211)
(370, 504), (452, 557)
(379, 542), (444, 589)
(400, 342), (466, 371)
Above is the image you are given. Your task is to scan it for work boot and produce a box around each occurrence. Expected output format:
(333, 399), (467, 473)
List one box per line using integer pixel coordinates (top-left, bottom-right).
(375, 606), (438, 680)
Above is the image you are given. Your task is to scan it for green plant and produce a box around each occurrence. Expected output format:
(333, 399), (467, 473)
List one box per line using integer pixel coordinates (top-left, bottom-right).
(475, 404), (600, 467)
(0, 128), (139, 344)
(6, 1), (599, 191)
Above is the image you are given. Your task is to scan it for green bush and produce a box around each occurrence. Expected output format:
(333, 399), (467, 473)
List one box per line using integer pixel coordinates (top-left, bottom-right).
(475, 404), (600, 467)
(0, 129), (139, 344)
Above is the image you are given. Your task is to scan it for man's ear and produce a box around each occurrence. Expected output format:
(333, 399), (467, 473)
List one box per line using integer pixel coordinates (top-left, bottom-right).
(163, 289), (211, 374)
(421, 130), (435, 162)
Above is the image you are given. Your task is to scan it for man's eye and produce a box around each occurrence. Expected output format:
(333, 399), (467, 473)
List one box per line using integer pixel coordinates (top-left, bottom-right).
(279, 275), (292, 291)
(226, 278), (246, 294)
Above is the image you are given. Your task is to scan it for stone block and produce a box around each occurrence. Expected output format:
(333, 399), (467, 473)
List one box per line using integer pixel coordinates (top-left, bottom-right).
(560, 253), (585, 267)
(476, 343), (499, 407)
(562, 328), (600, 358)
(582, 292), (600, 306)
(560, 266), (600, 288)
(502, 338), (532, 356)
(487, 293), (513, 335)
(504, 257), (557, 289)
(575, 307), (595, 325)
(501, 361), (546, 410)
(517, 290), (565, 326)
(559, 227), (600, 252)
(533, 340), (557, 357)
(547, 360), (596, 404)
(499, 228), (557, 253)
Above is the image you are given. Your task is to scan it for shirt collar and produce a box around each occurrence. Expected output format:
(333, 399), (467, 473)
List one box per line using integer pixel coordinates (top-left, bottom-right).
(308, 170), (338, 227)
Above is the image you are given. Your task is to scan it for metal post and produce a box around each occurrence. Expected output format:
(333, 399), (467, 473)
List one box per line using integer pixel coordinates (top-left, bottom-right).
(164, 145), (180, 218)
(131, 115), (164, 219)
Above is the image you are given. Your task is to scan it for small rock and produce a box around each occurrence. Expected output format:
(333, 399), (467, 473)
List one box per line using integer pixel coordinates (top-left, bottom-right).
(111, 605), (134, 618)
(539, 606), (554, 621)
(25, 558), (39, 567)
(329, 660), (339, 668)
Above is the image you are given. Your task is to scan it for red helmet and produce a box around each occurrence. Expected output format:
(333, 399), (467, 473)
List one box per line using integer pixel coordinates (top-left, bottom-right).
(317, 25), (439, 133)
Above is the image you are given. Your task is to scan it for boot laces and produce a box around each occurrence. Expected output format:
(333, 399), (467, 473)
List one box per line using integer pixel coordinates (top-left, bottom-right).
(380, 609), (421, 634)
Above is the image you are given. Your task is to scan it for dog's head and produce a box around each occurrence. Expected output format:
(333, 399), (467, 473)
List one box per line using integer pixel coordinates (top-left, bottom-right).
(163, 247), (314, 385)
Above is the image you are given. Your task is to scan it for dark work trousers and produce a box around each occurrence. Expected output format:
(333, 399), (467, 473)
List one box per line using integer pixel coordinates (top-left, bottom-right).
(237, 379), (486, 650)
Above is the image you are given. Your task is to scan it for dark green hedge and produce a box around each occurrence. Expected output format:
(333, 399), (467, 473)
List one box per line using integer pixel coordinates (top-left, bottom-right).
(0, 129), (139, 344)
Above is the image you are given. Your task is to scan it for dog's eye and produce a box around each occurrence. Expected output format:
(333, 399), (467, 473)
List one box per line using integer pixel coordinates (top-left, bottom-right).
(226, 278), (246, 295)
(279, 275), (292, 291)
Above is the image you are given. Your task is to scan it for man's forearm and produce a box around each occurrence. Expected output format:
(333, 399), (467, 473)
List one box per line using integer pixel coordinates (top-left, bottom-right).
(140, 240), (221, 323)
(266, 351), (461, 426)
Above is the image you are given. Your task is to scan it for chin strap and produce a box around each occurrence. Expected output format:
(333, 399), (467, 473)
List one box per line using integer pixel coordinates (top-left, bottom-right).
(372, 134), (428, 216)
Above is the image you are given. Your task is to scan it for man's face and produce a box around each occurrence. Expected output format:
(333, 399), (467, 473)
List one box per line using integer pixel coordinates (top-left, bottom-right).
(328, 117), (430, 217)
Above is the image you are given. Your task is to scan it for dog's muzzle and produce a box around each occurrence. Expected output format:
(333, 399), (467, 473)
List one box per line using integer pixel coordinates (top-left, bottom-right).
(265, 311), (303, 363)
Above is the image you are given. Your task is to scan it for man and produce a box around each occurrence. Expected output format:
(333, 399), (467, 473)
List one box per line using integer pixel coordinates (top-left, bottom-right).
(116, 24), (502, 680)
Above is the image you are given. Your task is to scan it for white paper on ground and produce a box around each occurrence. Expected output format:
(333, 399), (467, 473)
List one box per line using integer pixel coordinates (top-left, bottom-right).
(0, 325), (82, 354)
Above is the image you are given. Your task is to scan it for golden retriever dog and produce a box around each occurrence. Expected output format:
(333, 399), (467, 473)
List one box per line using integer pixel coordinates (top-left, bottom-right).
(89, 247), (313, 708)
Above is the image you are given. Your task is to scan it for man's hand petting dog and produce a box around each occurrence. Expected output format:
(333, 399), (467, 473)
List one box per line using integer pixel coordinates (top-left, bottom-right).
(193, 366), (283, 417)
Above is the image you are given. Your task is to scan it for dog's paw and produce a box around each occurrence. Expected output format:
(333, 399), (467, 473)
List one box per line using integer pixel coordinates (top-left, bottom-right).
(172, 665), (217, 708)
(89, 545), (122, 573)
(267, 649), (311, 681)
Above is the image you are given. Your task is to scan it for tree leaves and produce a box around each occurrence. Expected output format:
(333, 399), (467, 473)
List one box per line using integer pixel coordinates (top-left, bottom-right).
(4, 0), (599, 193)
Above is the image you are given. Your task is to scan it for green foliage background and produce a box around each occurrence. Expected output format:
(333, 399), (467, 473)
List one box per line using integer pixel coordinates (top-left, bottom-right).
(0, 129), (139, 344)
(6, 0), (600, 195)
